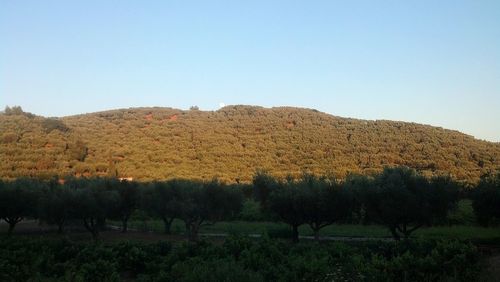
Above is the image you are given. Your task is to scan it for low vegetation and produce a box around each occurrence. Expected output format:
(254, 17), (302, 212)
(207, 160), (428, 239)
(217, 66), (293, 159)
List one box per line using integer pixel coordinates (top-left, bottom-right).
(0, 237), (481, 281)
(1, 139), (499, 280)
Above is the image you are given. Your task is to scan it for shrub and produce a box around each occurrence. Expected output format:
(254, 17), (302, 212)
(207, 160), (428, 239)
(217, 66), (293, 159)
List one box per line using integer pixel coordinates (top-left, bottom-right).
(0, 238), (481, 282)
(238, 199), (265, 221)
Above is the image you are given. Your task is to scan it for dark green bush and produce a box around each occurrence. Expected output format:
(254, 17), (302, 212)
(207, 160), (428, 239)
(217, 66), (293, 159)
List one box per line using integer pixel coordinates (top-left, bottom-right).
(0, 237), (481, 281)
(238, 199), (265, 221)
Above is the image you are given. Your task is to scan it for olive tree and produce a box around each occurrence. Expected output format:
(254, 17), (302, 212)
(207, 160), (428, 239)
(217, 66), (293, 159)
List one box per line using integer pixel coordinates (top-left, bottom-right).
(268, 180), (305, 243)
(298, 174), (353, 241)
(141, 180), (184, 234)
(179, 180), (243, 241)
(472, 173), (500, 226)
(38, 183), (78, 233)
(366, 167), (457, 240)
(252, 170), (278, 211)
(107, 179), (140, 232)
(343, 174), (374, 224)
(0, 178), (39, 236)
(68, 179), (119, 240)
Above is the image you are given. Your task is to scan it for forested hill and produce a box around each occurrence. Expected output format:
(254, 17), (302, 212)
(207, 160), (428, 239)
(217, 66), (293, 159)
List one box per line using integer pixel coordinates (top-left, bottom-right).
(1, 106), (498, 183)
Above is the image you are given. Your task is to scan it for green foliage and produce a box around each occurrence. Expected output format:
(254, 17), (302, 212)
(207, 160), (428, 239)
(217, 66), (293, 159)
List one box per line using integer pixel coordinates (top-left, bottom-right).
(168, 257), (264, 282)
(428, 175), (461, 224)
(69, 140), (88, 162)
(472, 173), (500, 226)
(0, 168), (464, 242)
(364, 167), (459, 240)
(141, 180), (184, 234)
(253, 170), (278, 211)
(112, 179), (140, 232)
(178, 179), (244, 241)
(268, 180), (306, 242)
(1, 106), (498, 182)
(38, 181), (79, 233)
(0, 178), (40, 235)
(3, 105), (35, 118)
(266, 174), (354, 242)
(65, 178), (120, 239)
(297, 173), (353, 240)
(344, 174), (374, 224)
(0, 237), (480, 281)
(1, 132), (18, 144)
(238, 199), (265, 221)
(446, 199), (475, 225)
(107, 160), (118, 178)
(41, 117), (69, 133)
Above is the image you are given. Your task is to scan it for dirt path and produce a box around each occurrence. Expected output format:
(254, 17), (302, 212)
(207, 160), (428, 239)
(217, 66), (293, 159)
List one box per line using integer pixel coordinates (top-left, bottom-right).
(107, 224), (393, 241)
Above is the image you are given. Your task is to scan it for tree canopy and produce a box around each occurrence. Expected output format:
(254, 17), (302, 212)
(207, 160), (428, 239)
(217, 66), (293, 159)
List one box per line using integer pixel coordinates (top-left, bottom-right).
(472, 173), (500, 226)
(364, 167), (458, 240)
(1, 106), (498, 183)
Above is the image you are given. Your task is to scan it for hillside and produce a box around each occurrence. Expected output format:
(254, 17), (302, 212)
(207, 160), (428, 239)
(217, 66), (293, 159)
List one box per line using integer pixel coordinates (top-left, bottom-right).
(0, 106), (498, 183)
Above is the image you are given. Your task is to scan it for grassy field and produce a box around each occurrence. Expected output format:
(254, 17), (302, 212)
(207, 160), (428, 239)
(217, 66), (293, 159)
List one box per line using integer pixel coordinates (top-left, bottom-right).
(117, 219), (500, 243)
(2, 199), (497, 243)
(112, 200), (499, 243)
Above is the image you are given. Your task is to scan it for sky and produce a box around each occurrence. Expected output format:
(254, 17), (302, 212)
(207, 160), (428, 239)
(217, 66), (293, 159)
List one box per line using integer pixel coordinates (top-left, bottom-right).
(1, 1), (499, 142)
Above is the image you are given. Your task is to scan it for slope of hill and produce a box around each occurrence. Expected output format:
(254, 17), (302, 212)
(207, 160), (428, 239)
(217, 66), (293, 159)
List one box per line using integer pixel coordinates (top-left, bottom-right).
(0, 106), (498, 183)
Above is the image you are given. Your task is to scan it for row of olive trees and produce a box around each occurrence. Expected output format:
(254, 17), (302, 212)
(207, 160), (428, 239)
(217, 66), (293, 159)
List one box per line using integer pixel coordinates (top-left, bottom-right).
(254, 173), (352, 242)
(141, 179), (243, 241)
(0, 178), (243, 241)
(1, 167), (498, 242)
(0, 178), (135, 239)
(254, 167), (465, 241)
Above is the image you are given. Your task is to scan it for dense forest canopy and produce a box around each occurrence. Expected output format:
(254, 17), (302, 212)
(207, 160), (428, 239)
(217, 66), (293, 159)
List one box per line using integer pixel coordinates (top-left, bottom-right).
(0, 106), (498, 183)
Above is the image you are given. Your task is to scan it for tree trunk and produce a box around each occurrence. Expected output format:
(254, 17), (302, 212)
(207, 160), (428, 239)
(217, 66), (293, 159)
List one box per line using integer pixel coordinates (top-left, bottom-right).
(121, 217), (128, 233)
(162, 218), (173, 234)
(402, 223), (408, 239)
(389, 226), (400, 241)
(399, 223), (412, 240)
(188, 224), (200, 242)
(5, 217), (21, 236)
(183, 221), (201, 242)
(313, 228), (320, 242)
(84, 218), (100, 241)
(57, 223), (64, 234)
(402, 224), (422, 240)
(292, 224), (299, 243)
(7, 222), (16, 236)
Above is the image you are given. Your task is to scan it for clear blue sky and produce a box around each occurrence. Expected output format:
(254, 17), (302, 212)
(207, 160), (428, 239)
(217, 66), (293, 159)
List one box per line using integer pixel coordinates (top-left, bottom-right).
(1, 1), (499, 141)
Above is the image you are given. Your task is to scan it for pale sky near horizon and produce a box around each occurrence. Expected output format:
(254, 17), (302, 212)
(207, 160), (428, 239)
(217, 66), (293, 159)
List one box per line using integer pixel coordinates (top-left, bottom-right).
(1, 1), (499, 142)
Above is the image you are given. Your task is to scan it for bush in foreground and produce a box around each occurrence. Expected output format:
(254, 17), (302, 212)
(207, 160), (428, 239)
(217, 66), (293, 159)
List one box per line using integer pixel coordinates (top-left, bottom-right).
(0, 237), (480, 281)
